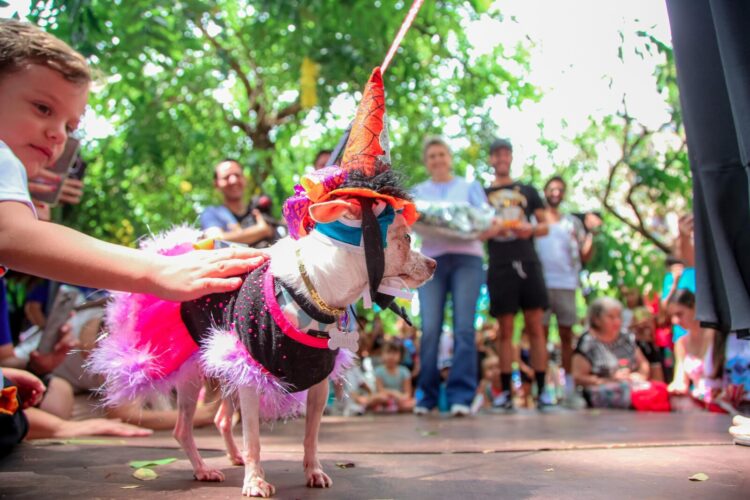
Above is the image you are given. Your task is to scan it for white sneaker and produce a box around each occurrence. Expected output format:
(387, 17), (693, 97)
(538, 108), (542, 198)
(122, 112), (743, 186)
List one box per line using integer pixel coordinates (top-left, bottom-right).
(450, 404), (471, 417)
(414, 406), (431, 416)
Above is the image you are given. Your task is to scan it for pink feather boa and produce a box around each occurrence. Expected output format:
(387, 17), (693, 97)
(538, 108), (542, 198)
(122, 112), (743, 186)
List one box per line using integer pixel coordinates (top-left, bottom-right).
(87, 226), (358, 420)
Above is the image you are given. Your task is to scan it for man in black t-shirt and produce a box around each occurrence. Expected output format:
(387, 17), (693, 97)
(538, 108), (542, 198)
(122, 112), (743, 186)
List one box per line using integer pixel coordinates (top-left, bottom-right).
(484, 138), (552, 411)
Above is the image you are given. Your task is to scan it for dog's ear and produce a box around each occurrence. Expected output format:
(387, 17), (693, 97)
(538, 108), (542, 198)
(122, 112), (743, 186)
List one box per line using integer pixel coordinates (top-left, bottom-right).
(309, 199), (362, 223)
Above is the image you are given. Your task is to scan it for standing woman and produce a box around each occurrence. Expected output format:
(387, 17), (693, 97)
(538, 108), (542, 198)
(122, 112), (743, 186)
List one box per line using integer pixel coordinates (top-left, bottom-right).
(412, 138), (487, 417)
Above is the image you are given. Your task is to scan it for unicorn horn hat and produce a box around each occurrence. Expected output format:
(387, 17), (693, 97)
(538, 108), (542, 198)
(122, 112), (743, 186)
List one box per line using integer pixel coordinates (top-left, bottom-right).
(283, 66), (417, 241)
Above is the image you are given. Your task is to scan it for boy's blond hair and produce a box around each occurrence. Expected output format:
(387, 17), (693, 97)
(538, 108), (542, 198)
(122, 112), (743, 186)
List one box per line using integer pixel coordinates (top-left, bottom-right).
(0, 19), (90, 83)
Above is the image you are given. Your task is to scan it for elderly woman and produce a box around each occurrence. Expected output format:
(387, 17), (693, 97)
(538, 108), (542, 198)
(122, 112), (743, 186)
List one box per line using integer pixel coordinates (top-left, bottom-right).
(572, 297), (651, 408)
(411, 137), (488, 417)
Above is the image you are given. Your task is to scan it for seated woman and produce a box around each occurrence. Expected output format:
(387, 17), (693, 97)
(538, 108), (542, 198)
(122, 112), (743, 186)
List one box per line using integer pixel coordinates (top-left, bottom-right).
(572, 297), (651, 409)
(666, 289), (722, 411)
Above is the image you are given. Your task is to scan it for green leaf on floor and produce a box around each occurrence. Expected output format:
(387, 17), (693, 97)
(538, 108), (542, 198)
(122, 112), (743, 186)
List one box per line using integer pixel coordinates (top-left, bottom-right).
(689, 473), (709, 482)
(132, 468), (158, 481)
(420, 430), (438, 437)
(336, 462), (355, 469)
(129, 458), (177, 469)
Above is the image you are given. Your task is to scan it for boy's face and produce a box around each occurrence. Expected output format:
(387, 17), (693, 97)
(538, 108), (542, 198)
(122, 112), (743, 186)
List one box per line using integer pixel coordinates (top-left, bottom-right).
(0, 64), (89, 177)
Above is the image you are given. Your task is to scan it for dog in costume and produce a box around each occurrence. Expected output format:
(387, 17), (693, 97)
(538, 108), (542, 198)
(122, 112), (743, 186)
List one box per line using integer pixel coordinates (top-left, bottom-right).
(88, 67), (435, 497)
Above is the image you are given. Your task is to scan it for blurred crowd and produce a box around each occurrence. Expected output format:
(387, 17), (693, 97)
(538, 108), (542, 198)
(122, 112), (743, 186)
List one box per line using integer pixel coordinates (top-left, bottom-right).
(2, 140), (748, 449)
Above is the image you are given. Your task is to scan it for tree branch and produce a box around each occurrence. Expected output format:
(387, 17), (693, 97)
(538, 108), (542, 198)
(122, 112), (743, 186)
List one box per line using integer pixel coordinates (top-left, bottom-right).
(194, 20), (255, 108)
(599, 99), (672, 254)
(270, 100), (302, 126)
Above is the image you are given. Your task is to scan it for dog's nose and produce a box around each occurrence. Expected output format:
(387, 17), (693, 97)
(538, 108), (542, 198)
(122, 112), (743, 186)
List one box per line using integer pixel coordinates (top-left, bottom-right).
(426, 258), (437, 271)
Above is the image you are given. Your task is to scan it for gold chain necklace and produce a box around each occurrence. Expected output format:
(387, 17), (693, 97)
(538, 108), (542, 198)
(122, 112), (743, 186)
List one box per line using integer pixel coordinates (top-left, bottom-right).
(295, 247), (345, 318)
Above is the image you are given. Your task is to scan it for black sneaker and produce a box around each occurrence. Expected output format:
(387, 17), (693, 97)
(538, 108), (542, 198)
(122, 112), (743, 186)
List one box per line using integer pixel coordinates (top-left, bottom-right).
(491, 391), (514, 412)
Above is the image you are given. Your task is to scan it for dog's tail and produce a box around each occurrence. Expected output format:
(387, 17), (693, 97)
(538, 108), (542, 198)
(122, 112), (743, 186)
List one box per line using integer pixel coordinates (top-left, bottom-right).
(87, 227), (203, 406)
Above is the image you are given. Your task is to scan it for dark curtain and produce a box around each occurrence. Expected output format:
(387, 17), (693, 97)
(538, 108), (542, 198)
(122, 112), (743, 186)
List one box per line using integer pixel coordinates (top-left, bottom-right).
(666, 0), (750, 338)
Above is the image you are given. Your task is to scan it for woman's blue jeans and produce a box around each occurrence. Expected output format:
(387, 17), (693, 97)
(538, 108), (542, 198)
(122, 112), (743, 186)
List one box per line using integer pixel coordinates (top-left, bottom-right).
(416, 253), (484, 408)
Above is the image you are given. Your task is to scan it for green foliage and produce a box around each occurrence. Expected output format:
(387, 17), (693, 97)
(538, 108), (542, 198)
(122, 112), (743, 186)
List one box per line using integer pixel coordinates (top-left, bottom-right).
(563, 31), (691, 296)
(30, 0), (537, 245)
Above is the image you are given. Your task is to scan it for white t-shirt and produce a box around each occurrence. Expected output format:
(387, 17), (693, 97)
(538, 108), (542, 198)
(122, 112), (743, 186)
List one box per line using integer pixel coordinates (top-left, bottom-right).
(535, 214), (585, 290)
(0, 141), (37, 275)
(0, 141), (36, 216)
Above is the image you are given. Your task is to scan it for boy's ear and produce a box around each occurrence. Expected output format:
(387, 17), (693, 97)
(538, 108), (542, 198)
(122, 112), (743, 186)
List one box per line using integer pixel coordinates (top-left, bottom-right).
(309, 199), (362, 223)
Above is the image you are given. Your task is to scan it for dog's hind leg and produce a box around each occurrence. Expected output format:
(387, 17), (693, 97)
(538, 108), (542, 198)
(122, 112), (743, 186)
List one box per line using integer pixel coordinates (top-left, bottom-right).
(215, 396), (243, 466)
(304, 378), (332, 488)
(238, 387), (275, 498)
(174, 374), (225, 482)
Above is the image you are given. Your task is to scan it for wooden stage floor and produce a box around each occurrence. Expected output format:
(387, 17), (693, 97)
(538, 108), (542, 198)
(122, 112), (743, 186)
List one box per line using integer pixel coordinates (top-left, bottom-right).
(1, 410), (747, 499)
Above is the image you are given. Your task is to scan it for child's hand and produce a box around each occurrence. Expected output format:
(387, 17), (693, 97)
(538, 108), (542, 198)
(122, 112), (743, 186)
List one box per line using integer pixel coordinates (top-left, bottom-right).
(28, 325), (78, 375)
(28, 168), (62, 196)
(151, 247), (269, 301)
(2, 368), (46, 409)
(59, 177), (85, 205)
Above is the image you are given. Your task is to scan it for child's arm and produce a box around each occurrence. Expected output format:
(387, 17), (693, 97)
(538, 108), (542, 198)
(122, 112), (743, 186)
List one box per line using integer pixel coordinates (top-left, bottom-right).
(668, 338), (689, 393)
(374, 375), (387, 396)
(399, 370), (413, 399)
(0, 202), (267, 301)
(1, 367), (45, 408)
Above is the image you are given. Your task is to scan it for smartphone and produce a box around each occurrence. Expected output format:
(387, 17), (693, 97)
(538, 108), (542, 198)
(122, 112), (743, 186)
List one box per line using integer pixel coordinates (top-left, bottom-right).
(67, 155), (88, 181)
(30, 137), (81, 207)
(36, 287), (82, 354)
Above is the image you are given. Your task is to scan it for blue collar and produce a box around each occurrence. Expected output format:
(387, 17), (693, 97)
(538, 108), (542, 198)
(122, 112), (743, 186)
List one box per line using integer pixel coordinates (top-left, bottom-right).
(315, 205), (395, 247)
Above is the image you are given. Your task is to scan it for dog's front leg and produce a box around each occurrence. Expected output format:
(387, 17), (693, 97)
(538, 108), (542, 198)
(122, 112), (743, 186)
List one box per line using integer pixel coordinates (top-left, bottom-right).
(304, 378), (332, 488)
(215, 396), (243, 465)
(238, 387), (275, 498)
(174, 376), (225, 481)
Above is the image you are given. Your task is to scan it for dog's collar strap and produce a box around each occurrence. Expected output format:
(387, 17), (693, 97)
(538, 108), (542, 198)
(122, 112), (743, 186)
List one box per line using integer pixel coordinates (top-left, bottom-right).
(295, 247), (346, 318)
(279, 280), (338, 325)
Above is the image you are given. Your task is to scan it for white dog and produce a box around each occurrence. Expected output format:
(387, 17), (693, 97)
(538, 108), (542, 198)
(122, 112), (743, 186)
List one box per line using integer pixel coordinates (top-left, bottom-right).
(89, 199), (435, 497)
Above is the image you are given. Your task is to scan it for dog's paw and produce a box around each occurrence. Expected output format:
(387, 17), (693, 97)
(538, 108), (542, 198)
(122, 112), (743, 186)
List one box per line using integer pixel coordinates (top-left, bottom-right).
(305, 468), (333, 488)
(193, 467), (225, 482)
(242, 476), (276, 497)
(228, 452), (245, 466)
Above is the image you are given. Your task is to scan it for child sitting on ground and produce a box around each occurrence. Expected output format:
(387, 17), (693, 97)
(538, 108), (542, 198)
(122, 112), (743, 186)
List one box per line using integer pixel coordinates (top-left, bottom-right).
(0, 20), (265, 450)
(372, 340), (414, 413)
(471, 355), (503, 413)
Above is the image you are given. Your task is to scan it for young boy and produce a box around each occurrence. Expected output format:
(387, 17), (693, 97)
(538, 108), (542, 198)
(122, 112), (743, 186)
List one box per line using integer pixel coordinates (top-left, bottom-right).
(0, 19), (266, 301)
(0, 19), (269, 451)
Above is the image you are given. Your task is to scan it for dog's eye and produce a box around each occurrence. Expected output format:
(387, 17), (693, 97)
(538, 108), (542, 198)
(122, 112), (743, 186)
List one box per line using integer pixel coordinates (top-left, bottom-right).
(404, 233), (412, 244)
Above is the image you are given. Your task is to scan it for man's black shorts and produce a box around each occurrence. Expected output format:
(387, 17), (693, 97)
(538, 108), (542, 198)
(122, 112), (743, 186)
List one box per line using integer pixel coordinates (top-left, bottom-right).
(487, 260), (549, 317)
